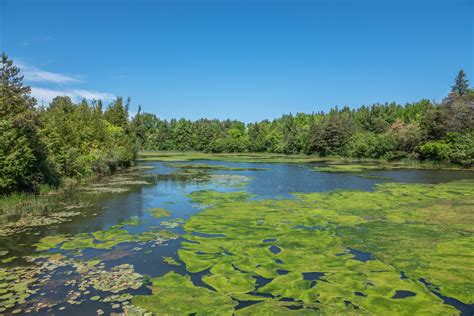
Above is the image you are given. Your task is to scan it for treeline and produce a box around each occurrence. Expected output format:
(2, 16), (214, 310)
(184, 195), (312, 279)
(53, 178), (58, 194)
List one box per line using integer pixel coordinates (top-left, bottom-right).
(1, 52), (473, 194)
(0, 54), (138, 194)
(135, 70), (473, 166)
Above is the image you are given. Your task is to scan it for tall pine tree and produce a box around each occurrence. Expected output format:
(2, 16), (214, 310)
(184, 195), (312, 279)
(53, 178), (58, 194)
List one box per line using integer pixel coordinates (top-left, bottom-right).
(451, 70), (469, 96)
(0, 53), (55, 194)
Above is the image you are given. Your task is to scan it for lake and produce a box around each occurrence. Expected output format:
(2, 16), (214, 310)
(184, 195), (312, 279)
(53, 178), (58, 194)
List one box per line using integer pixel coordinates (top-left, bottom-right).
(0, 160), (473, 315)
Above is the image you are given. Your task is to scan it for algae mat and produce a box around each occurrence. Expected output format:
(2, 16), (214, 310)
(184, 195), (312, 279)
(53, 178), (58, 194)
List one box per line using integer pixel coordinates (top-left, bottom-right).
(133, 180), (474, 315)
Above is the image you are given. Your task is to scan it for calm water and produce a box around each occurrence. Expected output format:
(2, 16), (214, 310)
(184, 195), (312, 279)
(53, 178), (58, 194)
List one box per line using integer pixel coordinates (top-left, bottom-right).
(2, 161), (474, 315)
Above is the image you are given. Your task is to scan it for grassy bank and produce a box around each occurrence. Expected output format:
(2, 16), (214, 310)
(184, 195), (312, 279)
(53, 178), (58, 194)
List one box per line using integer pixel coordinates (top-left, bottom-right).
(139, 151), (472, 170)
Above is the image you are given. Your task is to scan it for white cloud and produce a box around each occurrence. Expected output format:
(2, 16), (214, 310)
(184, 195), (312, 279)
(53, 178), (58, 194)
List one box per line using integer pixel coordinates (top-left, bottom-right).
(16, 62), (79, 84)
(31, 87), (115, 104)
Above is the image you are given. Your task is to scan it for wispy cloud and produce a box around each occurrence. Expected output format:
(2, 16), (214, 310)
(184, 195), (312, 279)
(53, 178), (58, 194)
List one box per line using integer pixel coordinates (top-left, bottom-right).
(16, 61), (79, 84)
(31, 87), (115, 104)
(22, 35), (55, 48)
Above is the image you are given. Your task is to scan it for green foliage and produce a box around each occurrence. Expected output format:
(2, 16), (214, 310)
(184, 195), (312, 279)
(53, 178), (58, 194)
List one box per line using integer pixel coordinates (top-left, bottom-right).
(0, 53), (57, 194)
(0, 54), (138, 194)
(420, 132), (474, 166)
(137, 82), (473, 166)
(134, 71), (473, 166)
(451, 69), (470, 96)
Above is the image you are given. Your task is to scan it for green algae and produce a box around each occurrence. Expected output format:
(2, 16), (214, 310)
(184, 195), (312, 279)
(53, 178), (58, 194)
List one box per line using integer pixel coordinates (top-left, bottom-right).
(34, 235), (69, 251)
(165, 162), (267, 171)
(157, 168), (253, 188)
(313, 164), (382, 173)
(163, 256), (181, 266)
(160, 218), (185, 229)
(132, 180), (474, 314)
(120, 216), (142, 226)
(313, 161), (471, 173)
(131, 272), (236, 315)
(35, 225), (179, 252)
(148, 208), (171, 218)
(188, 190), (252, 206)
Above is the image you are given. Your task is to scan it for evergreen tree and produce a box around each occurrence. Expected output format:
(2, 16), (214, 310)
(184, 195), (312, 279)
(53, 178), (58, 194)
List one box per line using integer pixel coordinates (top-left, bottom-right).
(0, 53), (55, 193)
(451, 70), (469, 96)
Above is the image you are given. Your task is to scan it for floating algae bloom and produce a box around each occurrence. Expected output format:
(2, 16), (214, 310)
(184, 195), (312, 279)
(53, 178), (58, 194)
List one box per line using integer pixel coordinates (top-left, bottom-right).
(164, 162), (267, 171)
(131, 180), (474, 314)
(148, 208), (171, 218)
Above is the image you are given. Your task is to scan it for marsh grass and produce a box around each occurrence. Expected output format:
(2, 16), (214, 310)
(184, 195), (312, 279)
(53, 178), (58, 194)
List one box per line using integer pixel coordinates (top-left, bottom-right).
(139, 151), (473, 169)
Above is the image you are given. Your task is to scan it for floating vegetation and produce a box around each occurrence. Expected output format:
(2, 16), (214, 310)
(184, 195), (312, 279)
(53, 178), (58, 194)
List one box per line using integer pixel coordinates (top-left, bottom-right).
(0, 210), (82, 237)
(313, 163), (382, 173)
(160, 218), (185, 229)
(312, 161), (469, 173)
(208, 174), (252, 188)
(132, 272), (236, 314)
(156, 168), (252, 188)
(80, 174), (150, 195)
(148, 208), (171, 218)
(0, 250), (146, 314)
(131, 180), (474, 314)
(119, 216), (143, 227)
(0, 266), (39, 312)
(35, 224), (179, 252)
(163, 256), (181, 266)
(188, 190), (252, 206)
(165, 162), (267, 171)
(77, 263), (143, 293)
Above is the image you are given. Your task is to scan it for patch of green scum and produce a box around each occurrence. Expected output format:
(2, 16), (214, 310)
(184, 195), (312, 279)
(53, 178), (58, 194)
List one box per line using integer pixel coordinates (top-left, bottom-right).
(161, 218), (185, 229)
(188, 190), (253, 206)
(131, 272), (236, 315)
(154, 181), (474, 313)
(164, 162), (268, 171)
(202, 262), (256, 294)
(314, 164), (382, 173)
(163, 256), (181, 266)
(339, 222), (474, 304)
(60, 236), (96, 250)
(135, 229), (179, 243)
(92, 229), (136, 249)
(34, 235), (69, 251)
(234, 300), (327, 315)
(148, 208), (171, 218)
(119, 216), (143, 227)
(313, 161), (471, 173)
(36, 225), (180, 252)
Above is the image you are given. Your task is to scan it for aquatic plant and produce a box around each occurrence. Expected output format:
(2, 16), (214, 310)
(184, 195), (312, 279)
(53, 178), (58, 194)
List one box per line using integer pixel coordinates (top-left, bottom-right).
(132, 180), (474, 314)
(148, 208), (171, 218)
(164, 162), (267, 171)
(132, 272), (236, 314)
(163, 256), (181, 266)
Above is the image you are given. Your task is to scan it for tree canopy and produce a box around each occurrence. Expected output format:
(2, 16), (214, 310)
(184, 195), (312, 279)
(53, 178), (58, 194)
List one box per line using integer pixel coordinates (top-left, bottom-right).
(0, 53), (138, 194)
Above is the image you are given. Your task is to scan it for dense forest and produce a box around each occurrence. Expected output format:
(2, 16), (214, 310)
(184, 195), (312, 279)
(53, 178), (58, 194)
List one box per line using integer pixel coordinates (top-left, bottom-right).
(136, 71), (473, 165)
(1, 53), (473, 194)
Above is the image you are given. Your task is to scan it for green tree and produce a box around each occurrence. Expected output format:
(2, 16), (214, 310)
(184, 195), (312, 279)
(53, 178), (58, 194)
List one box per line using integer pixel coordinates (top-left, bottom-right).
(0, 53), (55, 193)
(451, 70), (469, 96)
(104, 97), (128, 129)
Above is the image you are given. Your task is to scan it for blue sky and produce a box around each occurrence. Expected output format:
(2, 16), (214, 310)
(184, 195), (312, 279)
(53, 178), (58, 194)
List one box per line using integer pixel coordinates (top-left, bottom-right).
(1, 0), (473, 122)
